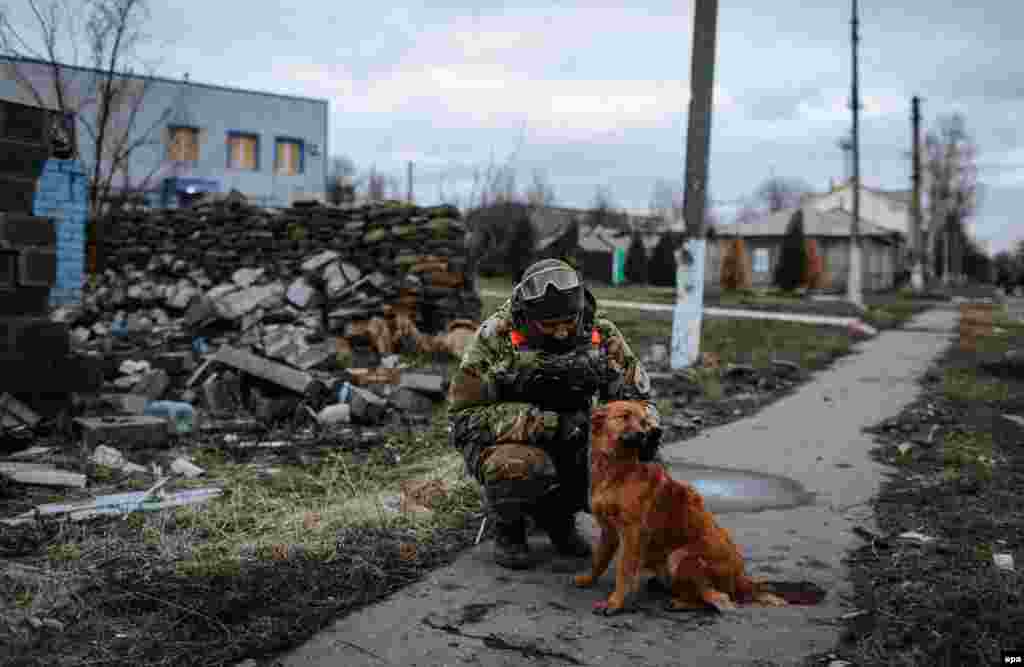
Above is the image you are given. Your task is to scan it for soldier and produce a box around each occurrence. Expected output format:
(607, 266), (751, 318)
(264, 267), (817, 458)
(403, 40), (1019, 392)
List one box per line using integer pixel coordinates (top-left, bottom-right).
(447, 258), (663, 569)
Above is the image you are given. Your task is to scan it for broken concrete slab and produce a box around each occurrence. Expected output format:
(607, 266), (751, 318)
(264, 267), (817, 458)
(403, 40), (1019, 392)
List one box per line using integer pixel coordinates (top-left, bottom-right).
(232, 267), (265, 288)
(215, 344), (323, 396)
(301, 250), (340, 274)
(0, 462), (87, 488)
(75, 416), (170, 450)
(169, 457), (204, 479)
(202, 372), (244, 414)
(398, 372), (445, 398)
(350, 385), (389, 424)
(152, 351), (195, 375)
(0, 392), (41, 428)
(133, 369), (171, 401)
(390, 387), (434, 414)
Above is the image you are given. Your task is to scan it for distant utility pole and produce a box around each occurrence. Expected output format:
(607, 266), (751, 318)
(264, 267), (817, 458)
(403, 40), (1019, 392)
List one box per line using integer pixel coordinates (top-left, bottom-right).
(671, 0), (718, 371)
(846, 0), (864, 309)
(910, 96), (924, 290)
(407, 161), (414, 204)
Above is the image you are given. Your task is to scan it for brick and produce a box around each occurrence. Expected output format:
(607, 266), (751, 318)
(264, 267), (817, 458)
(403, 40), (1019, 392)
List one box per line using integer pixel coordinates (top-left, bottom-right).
(398, 372), (445, 398)
(0, 250), (15, 287)
(214, 344), (322, 395)
(0, 287), (50, 315)
(0, 354), (103, 392)
(74, 415), (170, 450)
(0, 317), (69, 357)
(0, 175), (38, 214)
(152, 351), (195, 375)
(17, 247), (57, 286)
(0, 392), (41, 427)
(0, 213), (56, 247)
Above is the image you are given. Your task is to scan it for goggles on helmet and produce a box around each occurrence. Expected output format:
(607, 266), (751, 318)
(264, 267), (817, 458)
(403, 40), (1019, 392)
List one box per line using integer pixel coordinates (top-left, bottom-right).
(514, 266), (581, 302)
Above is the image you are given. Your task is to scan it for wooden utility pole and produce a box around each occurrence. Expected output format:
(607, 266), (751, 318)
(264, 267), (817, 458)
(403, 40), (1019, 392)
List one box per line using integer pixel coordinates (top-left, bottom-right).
(671, 0), (718, 371)
(910, 96), (924, 289)
(846, 0), (864, 308)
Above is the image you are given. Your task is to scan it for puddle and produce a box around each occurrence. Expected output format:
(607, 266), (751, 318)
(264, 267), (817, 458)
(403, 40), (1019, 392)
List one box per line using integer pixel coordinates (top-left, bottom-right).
(664, 463), (815, 514)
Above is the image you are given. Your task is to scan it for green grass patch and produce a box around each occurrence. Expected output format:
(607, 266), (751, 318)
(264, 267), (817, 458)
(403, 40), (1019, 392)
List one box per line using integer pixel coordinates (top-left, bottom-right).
(942, 430), (995, 481)
(165, 405), (482, 577)
(942, 367), (1010, 403)
(701, 317), (853, 370)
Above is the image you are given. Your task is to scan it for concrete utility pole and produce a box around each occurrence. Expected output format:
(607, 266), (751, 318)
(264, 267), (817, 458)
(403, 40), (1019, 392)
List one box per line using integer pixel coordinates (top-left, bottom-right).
(671, 0), (718, 370)
(910, 96), (924, 290)
(407, 161), (414, 204)
(846, 0), (864, 309)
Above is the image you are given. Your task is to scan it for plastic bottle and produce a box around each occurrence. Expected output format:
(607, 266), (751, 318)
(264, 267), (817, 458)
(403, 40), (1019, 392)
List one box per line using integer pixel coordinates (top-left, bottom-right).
(337, 381), (353, 403)
(317, 403), (351, 425)
(144, 400), (197, 435)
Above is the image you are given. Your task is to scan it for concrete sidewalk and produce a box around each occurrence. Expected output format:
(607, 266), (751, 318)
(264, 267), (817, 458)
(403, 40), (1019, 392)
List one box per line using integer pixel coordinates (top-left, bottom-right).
(278, 308), (957, 667)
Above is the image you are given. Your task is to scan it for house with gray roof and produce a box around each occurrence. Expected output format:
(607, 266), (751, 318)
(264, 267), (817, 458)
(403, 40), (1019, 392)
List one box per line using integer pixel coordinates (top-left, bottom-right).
(714, 205), (904, 291)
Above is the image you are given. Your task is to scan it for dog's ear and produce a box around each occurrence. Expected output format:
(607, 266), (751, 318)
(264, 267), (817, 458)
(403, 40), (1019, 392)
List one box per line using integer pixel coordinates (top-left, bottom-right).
(591, 406), (609, 433)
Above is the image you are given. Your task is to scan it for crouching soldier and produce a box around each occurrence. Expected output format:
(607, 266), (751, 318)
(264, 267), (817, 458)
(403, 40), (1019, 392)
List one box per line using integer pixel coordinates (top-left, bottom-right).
(447, 259), (663, 569)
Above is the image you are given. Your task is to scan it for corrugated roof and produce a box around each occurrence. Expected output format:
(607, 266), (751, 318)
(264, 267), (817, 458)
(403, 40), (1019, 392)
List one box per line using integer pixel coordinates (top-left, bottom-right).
(716, 206), (902, 238)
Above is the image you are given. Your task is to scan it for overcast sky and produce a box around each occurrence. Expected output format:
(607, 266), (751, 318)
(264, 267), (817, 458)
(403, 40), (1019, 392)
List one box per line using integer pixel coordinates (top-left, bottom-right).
(11, 1), (1024, 254)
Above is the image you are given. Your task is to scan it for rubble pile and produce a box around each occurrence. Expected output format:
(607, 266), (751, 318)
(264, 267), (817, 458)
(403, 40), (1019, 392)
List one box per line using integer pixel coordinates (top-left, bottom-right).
(83, 197), (481, 346)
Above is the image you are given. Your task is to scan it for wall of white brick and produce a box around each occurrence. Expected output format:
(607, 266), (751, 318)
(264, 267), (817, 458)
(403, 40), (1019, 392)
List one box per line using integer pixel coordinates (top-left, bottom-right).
(33, 158), (87, 306)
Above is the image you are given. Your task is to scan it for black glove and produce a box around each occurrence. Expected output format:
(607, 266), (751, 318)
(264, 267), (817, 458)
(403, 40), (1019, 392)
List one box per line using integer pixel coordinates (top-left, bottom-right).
(495, 349), (607, 412)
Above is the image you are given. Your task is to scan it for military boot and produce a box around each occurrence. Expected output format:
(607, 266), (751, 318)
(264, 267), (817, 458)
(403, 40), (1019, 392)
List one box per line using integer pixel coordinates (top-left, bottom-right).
(492, 515), (532, 569)
(537, 511), (592, 558)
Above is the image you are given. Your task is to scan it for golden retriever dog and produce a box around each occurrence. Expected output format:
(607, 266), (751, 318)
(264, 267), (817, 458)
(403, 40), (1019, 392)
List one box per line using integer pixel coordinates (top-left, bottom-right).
(574, 400), (790, 615)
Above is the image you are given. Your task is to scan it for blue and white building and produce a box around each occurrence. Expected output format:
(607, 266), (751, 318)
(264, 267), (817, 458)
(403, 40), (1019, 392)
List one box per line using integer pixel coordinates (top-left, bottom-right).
(1, 56), (329, 208)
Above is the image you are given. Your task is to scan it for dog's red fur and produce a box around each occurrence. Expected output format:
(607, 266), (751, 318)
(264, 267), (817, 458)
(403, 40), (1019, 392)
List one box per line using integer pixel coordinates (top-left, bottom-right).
(574, 400), (786, 614)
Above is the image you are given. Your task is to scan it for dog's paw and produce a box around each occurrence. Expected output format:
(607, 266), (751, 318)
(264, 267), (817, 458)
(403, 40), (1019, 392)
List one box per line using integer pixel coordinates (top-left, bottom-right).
(574, 574), (596, 588)
(664, 598), (705, 613)
(702, 591), (737, 613)
(592, 600), (626, 616)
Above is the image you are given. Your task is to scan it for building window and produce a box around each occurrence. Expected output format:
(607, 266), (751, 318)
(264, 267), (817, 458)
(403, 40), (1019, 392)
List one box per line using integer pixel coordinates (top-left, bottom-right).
(753, 248), (769, 273)
(168, 126), (199, 162)
(227, 132), (259, 170)
(275, 138), (304, 176)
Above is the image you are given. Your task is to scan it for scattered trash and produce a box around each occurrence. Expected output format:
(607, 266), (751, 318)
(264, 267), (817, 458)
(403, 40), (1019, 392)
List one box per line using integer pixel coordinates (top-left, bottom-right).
(90, 445), (148, 474)
(1, 485), (223, 526)
(993, 553), (1015, 572)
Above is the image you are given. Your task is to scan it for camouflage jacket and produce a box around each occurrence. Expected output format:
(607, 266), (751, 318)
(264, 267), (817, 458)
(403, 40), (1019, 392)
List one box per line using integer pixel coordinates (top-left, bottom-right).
(447, 289), (660, 425)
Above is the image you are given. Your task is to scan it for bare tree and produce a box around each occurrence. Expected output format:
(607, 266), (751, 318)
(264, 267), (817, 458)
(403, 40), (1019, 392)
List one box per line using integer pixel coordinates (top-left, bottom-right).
(326, 155), (358, 204)
(923, 113), (980, 283)
(585, 185), (625, 233)
(0, 0), (171, 215)
(524, 167), (556, 209)
(649, 178), (684, 227)
(755, 176), (811, 213)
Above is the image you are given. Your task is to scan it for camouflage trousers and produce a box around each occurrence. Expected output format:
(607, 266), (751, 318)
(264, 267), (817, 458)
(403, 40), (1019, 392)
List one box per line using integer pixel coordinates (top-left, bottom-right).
(449, 401), (590, 516)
